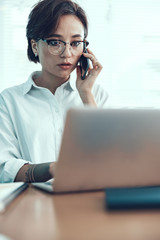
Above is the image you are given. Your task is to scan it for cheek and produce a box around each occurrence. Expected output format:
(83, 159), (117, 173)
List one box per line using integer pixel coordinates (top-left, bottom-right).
(74, 54), (82, 66)
(38, 47), (47, 64)
(39, 48), (57, 67)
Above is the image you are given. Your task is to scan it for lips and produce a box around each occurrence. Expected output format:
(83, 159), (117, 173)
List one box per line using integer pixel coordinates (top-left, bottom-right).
(58, 62), (73, 70)
(59, 62), (72, 66)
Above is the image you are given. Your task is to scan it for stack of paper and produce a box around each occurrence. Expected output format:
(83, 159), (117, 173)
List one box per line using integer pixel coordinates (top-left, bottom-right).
(0, 182), (28, 213)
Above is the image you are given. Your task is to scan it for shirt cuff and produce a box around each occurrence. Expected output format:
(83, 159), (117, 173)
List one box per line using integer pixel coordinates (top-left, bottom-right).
(3, 159), (32, 182)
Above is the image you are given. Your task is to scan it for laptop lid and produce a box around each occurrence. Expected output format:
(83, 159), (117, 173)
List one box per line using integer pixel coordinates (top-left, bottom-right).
(53, 107), (160, 192)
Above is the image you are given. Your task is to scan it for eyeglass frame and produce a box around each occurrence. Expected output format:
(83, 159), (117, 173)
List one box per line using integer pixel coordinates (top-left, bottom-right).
(38, 38), (89, 55)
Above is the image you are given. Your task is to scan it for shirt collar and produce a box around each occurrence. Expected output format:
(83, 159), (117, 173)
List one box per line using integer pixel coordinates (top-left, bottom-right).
(23, 72), (36, 95)
(23, 70), (77, 95)
(68, 70), (77, 91)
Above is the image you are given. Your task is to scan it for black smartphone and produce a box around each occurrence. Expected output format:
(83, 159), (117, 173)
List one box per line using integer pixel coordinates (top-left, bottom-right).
(79, 48), (89, 80)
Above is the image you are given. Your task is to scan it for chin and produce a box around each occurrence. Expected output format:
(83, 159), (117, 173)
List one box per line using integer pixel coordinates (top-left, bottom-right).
(58, 70), (73, 78)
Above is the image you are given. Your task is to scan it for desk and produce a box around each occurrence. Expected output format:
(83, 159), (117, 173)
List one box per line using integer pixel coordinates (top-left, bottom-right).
(0, 186), (160, 240)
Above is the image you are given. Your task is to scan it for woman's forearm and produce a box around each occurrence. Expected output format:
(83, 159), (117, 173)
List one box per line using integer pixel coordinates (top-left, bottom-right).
(79, 90), (97, 107)
(14, 162), (55, 182)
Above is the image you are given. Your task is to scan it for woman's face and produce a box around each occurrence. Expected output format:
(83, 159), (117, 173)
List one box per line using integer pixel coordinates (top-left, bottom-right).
(32, 15), (85, 80)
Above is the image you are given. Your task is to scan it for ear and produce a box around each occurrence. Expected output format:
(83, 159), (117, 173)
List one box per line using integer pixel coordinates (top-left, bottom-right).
(31, 39), (39, 57)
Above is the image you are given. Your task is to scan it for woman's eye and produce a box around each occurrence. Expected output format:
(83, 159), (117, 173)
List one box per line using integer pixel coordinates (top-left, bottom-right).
(49, 40), (60, 46)
(71, 41), (81, 47)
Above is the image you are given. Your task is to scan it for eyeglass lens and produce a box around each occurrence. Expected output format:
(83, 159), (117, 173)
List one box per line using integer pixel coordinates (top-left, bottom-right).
(48, 40), (85, 55)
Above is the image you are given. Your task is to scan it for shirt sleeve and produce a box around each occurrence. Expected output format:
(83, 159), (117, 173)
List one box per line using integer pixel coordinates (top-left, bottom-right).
(0, 95), (30, 183)
(92, 84), (109, 108)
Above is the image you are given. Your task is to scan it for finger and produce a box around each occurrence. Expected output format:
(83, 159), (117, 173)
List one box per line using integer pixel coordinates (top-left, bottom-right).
(82, 51), (96, 63)
(85, 48), (98, 62)
(85, 54), (103, 73)
(88, 61), (92, 71)
(82, 52), (102, 69)
(85, 48), (95, 56)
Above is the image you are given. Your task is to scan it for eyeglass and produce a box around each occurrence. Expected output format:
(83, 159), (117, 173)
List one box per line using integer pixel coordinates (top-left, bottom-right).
(39, 38), (89, 56)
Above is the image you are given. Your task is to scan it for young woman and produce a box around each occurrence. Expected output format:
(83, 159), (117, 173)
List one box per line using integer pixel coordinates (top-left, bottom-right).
(0, 0), (108, 183)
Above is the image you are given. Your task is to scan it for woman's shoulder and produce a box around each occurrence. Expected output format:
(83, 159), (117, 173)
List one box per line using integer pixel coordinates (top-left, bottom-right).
(92, 83), (108, 98)
(0, 82), (25, 100)
(0, 72), (35, 100)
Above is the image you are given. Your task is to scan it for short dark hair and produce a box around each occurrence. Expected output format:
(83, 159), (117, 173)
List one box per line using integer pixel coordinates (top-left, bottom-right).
(26, 0), (88, 63)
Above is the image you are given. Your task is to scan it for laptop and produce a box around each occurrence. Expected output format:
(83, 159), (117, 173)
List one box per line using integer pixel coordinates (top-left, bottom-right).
(33, 107), (160, 193)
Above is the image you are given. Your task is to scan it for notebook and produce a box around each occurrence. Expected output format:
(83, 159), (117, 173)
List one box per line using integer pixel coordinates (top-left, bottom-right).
(33, 107), (160, 193)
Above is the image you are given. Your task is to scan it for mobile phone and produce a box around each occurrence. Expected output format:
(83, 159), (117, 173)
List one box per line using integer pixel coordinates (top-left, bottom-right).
(79, 48), (89, 80)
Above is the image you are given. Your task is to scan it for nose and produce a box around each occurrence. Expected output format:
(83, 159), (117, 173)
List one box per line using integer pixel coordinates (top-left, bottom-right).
(60, 43), (72, 58)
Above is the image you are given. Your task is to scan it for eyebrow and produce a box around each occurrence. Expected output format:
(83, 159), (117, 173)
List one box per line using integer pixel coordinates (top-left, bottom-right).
(46, 34), (83, 38)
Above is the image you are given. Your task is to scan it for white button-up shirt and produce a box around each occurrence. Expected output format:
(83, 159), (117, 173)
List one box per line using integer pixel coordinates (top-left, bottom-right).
(0, 71), (108, 182)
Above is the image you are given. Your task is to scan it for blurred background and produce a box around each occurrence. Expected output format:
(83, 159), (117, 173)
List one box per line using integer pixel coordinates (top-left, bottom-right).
(1, 0), (160, 107)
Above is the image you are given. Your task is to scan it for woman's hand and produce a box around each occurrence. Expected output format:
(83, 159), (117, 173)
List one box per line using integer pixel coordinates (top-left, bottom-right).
(76, 48), (103, 106)
(49, 162), (56, 178)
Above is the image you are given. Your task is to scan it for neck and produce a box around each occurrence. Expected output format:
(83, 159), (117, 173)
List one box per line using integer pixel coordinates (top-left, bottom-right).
(33, 70), (70, 94)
